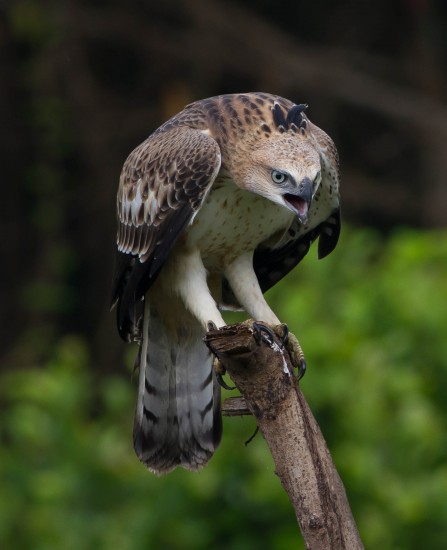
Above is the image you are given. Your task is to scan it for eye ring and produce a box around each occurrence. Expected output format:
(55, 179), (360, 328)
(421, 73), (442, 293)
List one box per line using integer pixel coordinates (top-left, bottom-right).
(271, 170), (287, 184)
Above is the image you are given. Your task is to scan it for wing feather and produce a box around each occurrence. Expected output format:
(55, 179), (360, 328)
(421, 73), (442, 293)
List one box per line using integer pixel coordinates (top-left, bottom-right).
(254, 209), (341, 293)
(112, 126), (221, 341)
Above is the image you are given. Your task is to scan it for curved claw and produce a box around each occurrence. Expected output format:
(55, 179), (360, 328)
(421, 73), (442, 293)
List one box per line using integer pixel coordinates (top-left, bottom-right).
(252, 321), (307, 380)
(273, 325), (307, 381)
(252, 322), (275, 347)
(297, 358), (307, 380)
(280, 324), (289, 347)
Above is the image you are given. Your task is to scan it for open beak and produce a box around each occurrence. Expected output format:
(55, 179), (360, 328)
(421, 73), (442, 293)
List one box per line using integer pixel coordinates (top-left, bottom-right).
(283, 177), (313, 224)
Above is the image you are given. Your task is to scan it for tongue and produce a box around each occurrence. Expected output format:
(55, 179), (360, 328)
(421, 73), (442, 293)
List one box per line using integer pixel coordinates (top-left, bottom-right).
(284, 194), (309, 224)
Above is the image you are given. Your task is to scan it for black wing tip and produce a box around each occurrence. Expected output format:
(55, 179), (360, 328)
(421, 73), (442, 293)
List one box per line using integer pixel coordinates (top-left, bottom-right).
(110, 250), (140, 341)
(253, 234), (315, 295)
(318, 209), (341, 259)
(253, 210), (340, 295)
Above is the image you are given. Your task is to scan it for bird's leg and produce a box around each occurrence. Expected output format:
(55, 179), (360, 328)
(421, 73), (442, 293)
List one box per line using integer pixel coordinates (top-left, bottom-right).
(252, 321), (276, 347)
(272, 323), (307, 380)
(224, 253), (281, 326)
(174, 249), (226, 329)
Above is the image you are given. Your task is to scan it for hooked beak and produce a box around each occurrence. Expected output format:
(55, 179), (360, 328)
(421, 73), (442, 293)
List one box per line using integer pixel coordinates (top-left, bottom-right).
(283, 177), (313, 224)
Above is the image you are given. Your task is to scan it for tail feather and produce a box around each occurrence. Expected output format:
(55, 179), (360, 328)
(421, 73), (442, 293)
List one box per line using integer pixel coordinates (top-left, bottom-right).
(133, 302), (222, 474)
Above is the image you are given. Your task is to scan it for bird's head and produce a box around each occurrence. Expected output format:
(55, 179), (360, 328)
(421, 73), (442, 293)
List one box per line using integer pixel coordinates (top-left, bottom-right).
(241, 134), (323, 225)
(226, 101), (326, 225)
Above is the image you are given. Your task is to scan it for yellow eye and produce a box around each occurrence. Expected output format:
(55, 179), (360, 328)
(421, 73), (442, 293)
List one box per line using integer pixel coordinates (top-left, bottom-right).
(271, 170), (287, 184)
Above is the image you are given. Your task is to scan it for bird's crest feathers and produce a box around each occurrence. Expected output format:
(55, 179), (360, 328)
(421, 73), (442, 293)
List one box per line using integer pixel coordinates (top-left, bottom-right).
(271, 102), (308, 134)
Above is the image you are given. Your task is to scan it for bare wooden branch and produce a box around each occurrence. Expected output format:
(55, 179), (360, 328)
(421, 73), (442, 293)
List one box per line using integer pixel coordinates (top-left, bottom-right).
(222, 396), (250, 416)
(205, 322), (364, 550)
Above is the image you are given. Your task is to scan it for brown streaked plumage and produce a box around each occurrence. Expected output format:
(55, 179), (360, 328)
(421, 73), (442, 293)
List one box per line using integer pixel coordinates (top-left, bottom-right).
(111, 92), (341, 474)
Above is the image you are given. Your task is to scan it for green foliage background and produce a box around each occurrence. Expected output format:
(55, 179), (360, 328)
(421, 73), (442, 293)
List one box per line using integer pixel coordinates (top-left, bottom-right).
(2, 227), (446, 549)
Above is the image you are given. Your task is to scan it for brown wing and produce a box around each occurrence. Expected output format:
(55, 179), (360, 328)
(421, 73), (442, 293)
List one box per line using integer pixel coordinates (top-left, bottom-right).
(112, 126), (221, 341)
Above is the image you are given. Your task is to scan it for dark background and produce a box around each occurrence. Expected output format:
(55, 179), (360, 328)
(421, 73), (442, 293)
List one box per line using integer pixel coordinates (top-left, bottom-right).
(2, 0), (446, 372)
(1, 1), (447, 548)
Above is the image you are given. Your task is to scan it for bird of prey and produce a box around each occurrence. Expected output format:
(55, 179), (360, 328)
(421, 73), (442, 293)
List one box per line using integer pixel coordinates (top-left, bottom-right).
(111, 92), (340, 474)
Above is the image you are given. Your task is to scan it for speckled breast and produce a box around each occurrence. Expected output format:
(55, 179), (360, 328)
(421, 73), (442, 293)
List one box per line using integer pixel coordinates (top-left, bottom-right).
(185, 179), (295, 271)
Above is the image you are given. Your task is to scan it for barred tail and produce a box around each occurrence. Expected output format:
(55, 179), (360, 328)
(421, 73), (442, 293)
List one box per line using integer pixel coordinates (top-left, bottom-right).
(133, 302), (222, 474)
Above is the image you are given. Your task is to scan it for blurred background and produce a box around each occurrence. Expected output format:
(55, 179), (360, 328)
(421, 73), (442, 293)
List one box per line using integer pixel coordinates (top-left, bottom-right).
(1, 0), (447, 548)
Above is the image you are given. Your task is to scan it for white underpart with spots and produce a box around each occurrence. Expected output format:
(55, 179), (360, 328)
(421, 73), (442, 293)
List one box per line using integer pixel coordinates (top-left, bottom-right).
(173, 178), (298, 325)
(187, 179), (295, 266)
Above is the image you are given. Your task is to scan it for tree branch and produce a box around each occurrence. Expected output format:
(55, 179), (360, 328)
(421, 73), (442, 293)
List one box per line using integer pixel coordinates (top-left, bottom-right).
(205, 321), (364, 550)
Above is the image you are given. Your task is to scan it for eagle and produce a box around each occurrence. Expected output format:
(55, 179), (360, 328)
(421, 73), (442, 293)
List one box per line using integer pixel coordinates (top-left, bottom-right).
(111, 92), (340, 474)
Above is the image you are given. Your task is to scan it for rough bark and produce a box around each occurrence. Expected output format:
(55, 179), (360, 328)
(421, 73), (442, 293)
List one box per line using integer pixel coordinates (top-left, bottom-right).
(205, 321), (364, 550)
